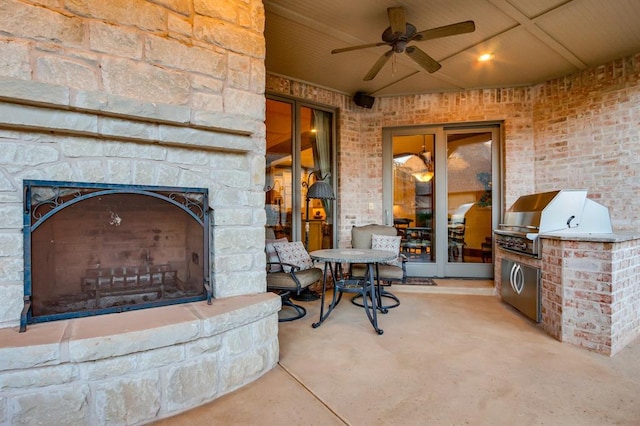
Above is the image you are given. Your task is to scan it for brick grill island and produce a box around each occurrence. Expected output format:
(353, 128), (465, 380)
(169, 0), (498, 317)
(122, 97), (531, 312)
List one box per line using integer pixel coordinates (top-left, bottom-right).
(0, 0), (277, 424)
(495, 234), (640, 356)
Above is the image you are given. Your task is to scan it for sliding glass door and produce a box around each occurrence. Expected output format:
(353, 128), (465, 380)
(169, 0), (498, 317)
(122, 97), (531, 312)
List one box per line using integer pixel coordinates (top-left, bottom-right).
(265, 96), (337, 250)
(383, 124), (501, 278)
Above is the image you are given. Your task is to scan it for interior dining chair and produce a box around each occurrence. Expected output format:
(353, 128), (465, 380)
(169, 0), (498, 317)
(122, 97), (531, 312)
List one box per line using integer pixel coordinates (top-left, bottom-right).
(266, 238), (323, 322)
(349, 224), (406, 311)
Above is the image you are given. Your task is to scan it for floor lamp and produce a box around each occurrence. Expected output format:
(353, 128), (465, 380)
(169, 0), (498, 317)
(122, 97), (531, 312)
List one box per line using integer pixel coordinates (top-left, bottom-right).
(295, 173), (335, 301)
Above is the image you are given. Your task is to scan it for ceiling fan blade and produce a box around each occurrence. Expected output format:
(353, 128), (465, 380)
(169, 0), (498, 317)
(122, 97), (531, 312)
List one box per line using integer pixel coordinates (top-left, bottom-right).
(331, 42), (388, 54)
(405, 46), (441, 73)
(363, 50), (394, 81)
(387, 7), (406, 35)
(414, 20), (475, 41)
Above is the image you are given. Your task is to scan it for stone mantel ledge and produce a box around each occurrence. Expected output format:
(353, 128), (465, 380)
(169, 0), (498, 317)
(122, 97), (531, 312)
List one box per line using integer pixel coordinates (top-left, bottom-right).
(540, 231), (640, 243)
(0, 293), (280, 371)
(0, 77), (259, 152)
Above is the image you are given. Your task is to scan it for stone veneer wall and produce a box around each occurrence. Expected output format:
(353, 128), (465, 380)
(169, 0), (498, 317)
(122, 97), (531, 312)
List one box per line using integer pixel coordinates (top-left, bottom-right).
(0, 1), (279, 424)
(0, 294), (280, 425)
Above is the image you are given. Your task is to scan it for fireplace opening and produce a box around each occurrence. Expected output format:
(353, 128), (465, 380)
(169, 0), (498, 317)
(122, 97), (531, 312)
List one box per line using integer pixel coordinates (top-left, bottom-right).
(22, 180), (210, 331)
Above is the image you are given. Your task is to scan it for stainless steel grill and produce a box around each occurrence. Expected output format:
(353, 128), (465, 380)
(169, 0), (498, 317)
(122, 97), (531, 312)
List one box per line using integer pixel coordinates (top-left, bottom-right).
(494, 189), (612, 258)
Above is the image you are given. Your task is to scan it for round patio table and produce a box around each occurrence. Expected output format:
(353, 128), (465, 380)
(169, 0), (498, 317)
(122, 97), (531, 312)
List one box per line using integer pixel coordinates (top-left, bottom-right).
(309, 248), (396, 335)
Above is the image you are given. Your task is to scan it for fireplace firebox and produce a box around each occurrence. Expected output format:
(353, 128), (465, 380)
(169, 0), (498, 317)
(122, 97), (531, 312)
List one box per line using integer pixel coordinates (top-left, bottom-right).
(21, 180), (211, 331)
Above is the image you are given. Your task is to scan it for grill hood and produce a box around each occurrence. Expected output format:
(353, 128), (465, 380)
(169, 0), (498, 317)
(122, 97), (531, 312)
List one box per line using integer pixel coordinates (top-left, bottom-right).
(501, 189), (612, 236)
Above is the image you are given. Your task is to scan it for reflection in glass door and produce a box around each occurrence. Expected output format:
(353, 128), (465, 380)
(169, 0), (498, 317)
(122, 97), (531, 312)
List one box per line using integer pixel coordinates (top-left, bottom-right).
(392, 134), (436, 264)
(265, 97), (336, 250)
(446, 131), (494, 274)
(384, 125), (499, 279)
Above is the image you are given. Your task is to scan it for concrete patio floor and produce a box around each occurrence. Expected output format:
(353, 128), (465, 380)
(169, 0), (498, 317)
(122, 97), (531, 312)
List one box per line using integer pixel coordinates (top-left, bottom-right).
(153, 281), (640, 425)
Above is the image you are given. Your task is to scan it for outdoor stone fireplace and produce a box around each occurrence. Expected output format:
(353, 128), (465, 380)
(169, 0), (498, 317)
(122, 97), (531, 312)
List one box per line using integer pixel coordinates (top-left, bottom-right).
(0, 88), (278, 424)
(22, 180), (210, 331)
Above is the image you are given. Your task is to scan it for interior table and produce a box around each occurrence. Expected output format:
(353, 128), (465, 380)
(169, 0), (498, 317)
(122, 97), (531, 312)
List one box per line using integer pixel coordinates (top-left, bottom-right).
(309, 248), (396, 335)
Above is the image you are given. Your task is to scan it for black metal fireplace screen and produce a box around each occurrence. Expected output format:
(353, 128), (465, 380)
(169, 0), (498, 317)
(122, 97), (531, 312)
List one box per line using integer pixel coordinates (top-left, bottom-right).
(21, 180), (211, 331)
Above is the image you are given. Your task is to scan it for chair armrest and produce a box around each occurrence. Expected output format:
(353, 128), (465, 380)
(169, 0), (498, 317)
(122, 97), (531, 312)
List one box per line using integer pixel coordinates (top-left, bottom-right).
(266, 261), (301, 273)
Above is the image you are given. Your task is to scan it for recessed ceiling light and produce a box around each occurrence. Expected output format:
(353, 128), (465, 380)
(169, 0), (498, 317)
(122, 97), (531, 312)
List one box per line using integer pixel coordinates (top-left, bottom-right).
(478, 53), (493, 62)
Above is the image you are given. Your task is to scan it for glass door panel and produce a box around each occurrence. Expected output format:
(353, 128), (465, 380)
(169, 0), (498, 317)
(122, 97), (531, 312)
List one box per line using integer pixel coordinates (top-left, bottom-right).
(265, 98), (293, 241)
(392, 134), (435, 264)
(265, 97), (336, 250)
(300, 106), (334, 252)
(446, 132), (493, 265)
(384, 124), (499, 279)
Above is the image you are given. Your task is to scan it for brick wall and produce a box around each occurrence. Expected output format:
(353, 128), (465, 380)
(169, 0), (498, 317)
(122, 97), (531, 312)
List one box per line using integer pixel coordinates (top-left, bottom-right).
(540, 237), (640, 356)
(533, 54), (640, 231)
(267, 76), (534, 246)
(268, 52), (640, 246)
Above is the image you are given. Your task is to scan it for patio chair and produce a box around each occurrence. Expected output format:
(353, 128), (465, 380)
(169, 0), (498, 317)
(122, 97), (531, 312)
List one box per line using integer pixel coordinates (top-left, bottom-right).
(266, 239), (323, 322)
(349, 224), (407, 311)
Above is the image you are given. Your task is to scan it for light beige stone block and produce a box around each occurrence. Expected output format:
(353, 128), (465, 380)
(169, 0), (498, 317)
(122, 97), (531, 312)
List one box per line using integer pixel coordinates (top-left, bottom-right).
(39, 162), (75, 182)
(0, 206), (22, 229)
(192, 92), (224, 112)
(191, 110), (257, 135)
(98, 117), (159, 142)
(219, 349), (268, 393)
(0, 364), (76, 390)
(168, 13), (192, 37)
(62, 136), (106, 157)
(214, 207), (253, 226)
(0, 258), (22, 282)
(166, 147), (210, 165)
(0, 103), (98, 135)
(137, 344), (185, 369)
(106, 159), (134, 183)
(103, 140), (166, 160)
(0, 142), (60, 166)
(194, 0), (238, 22)
(101, 57), (190, 105)
(36, 55), (99, 92)
(81, 355), (137, 381)
(223, 322), (254, 356)
(0, 0), (83, 45)
(193, 16), (265, 58)
(165, 355), (218, 412)
(68, 318), (200, 362)
(146, 35), (226, 78)
(89, 21), (142, 59)
(93, 372), (161, 425)
(65, 0), (167, 32)
(74, 159), (106, 183)
(191, 74), (224, 93)
(223, 87), (265, 120)
(0, 233), (22, 257)
(149, 0), (190, 16)
(158, 125), (253, 152)
(0, 284), (23, 326)
(185, 334), (223, 357)
(0, 40), (31, 79)
(11, 385), (90, 425)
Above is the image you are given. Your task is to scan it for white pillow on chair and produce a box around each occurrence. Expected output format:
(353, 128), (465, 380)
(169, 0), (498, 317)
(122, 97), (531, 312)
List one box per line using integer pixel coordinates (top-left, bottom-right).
(371, 234), (402, 267)
(273, 241), (314, 272)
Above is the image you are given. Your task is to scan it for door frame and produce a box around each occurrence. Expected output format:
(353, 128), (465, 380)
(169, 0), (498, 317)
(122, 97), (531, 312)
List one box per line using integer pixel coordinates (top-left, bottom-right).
(382, 121), (503, 279)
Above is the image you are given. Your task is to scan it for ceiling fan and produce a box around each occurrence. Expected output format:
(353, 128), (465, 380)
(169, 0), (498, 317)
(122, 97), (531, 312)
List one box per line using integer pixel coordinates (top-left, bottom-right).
(331, 7), (475, 81)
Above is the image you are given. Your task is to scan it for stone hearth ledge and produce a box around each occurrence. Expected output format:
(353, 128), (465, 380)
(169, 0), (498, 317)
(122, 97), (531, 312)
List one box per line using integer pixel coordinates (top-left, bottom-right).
(0, 293), (281, 424)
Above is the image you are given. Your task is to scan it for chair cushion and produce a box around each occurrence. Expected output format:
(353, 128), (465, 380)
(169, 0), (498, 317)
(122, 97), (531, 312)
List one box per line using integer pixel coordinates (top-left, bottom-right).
(266, 237), (288, 272)
(351, 224), (398, 249)
(267, 267), (323, 291)
(372, 234), (403, 268)
(273, 241), (314, 272)
(351, 263), (404, 281)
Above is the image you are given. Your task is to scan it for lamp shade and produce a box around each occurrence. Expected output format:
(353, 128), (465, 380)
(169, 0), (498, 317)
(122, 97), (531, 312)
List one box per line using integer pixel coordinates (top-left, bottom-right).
(307, 181), (335, 200)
